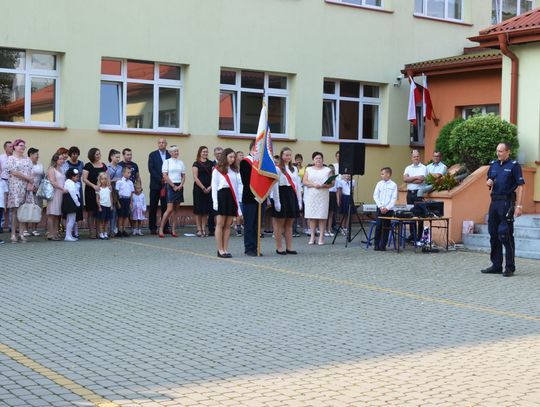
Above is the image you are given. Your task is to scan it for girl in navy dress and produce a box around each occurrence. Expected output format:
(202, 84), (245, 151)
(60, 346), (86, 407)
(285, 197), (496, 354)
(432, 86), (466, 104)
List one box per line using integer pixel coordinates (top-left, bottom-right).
(211, 148), (242, 258)
(271, 147), (302, 255)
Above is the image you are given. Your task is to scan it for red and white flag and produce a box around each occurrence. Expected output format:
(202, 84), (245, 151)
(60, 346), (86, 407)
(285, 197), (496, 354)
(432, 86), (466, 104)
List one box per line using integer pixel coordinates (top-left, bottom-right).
(407, 77), (422, 125)
(422, 75), (433, 121)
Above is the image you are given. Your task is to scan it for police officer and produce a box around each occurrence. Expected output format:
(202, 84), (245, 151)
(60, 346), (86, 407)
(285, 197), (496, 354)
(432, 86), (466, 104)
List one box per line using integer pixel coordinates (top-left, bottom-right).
(481, 142), (524, 277)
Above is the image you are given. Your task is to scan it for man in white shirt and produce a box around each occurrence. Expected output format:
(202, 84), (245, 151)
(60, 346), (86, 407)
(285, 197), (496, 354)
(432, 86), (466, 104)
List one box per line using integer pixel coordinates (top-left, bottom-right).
(418, 151), (448, 197)
(373, 167), (398, 251)
(403, 150), (427, 242)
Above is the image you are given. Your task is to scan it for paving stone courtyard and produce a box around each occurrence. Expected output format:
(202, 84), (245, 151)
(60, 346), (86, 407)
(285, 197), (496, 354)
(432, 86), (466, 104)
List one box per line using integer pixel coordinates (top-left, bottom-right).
(1, 229), (540, 406)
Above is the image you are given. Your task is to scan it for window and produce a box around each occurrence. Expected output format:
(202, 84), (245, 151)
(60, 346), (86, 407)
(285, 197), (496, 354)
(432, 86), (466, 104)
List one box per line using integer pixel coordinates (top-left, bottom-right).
(322, 79), (381, 142)
(0, 47), (59, 126)
(462, 104), (499, 119)
(414, 0), (463, 21)
(99, 58), (183, 132)
(330, 0), (383, 7)
(219, 69), (289, 137)
(492, 0), (534, 24)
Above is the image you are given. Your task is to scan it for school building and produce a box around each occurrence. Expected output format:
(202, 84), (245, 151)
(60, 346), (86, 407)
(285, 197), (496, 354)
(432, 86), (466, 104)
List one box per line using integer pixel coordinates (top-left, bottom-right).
(0, 0), (520, 205)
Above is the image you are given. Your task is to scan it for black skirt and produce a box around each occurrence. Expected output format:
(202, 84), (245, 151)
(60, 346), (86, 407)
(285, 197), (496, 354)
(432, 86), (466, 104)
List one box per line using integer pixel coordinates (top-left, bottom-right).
(329, 191), (338, 212)
(272, 186), (300, 219)
(167, 183), (184, 204)
(62, 193), (78, 215)
(217, 188), (238, 216)
(193, 185), (212, 215)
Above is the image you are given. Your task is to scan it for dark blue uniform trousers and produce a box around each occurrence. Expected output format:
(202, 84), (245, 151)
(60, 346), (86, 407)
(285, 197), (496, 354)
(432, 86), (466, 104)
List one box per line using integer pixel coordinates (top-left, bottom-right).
(488, 199), (515, 270)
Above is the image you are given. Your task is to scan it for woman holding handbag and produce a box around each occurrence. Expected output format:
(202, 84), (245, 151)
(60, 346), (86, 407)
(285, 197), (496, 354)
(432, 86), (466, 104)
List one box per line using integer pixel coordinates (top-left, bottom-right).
(6, 139), (34, 243)
(24, 147), (44, 237)
(46, 153), (67, 241)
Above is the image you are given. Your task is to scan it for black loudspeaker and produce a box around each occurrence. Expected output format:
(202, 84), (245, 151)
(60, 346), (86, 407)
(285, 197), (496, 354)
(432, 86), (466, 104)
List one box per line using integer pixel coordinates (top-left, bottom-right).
(339, 142), (365, 175)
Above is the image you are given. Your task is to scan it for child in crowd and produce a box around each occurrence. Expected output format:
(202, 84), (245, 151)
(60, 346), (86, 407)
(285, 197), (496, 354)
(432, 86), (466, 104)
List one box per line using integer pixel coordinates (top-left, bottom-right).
(325, 164), (337, 237)
(62, 168), (81, 242)
(96, 172), (112, 240)
(336, 174), (355, 236)
(115, 167), (134, 237)
(373, 167), (398, 251)
(131, 183), (146, 236)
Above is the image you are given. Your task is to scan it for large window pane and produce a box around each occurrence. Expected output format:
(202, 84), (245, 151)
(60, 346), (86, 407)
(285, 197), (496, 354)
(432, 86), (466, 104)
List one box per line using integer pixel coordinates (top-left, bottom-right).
(219, 91), (235, 131)
(362, 104), (379, 140)
(31, 53), (56, 70)
(447, 0), (462, 19)
(340, 81), (360, 98)
(0, 73), (25, 122)
(322, 100), (335, 138)
(240, 92), (263, 133)
(101, 59), (122, 76)
(127, 60), (154, 80)
(241, 71), (264, 89)
(427, 0), (445, 18)
(0, 48), (25, 70)
(159, 65), (180, 80)
(268, 96), (286, 134)
(126, 83), (153, 128)
(100, 82), (122, 125)
(30, 78), (55, 122)
(339, 100), (359, 140)
(158, 87), (179, 128)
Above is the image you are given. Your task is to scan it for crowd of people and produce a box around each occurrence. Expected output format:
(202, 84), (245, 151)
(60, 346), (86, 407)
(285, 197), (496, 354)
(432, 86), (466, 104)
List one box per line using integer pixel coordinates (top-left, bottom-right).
(0, 138), (361, 256)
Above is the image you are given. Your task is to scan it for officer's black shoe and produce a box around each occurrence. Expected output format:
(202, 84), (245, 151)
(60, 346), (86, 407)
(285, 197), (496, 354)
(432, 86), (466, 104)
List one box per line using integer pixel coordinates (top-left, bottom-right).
(502, 268), (515, 277)
(481, 266), (503, 274)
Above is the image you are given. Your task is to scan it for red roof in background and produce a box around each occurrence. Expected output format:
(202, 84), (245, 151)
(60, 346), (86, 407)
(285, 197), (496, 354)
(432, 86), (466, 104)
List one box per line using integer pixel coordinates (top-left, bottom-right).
(470, 7), (540, 46)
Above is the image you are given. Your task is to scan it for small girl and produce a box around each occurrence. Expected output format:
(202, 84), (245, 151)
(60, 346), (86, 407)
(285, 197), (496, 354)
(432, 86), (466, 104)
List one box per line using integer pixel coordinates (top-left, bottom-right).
(337, 174), (355, 236)
(62, 168), (81, 242)
(96, 172), (112, 240)
(131, 183), (146, 236)
(326, 164), (337, 237)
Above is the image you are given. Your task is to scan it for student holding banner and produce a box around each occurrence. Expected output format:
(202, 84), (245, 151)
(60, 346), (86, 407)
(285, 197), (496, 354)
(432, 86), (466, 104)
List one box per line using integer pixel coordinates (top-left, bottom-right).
(270, 147), (302, 255)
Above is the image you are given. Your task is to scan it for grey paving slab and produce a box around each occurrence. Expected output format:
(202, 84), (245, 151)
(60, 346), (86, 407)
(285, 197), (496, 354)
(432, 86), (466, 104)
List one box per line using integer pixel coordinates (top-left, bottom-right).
(0, 227), (539, 406)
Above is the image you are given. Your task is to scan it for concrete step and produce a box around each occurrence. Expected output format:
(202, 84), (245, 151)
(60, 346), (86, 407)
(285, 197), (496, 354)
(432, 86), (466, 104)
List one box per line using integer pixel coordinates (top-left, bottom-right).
(463, 233), (540, 252)
(465, 244), (540, 260)
(514, 214), (540, 228)
(474, 224), (540, 239)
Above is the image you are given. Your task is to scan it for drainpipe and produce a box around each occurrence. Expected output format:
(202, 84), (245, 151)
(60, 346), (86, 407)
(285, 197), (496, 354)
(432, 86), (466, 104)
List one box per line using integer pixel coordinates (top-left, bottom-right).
(498, 33), (518, 125)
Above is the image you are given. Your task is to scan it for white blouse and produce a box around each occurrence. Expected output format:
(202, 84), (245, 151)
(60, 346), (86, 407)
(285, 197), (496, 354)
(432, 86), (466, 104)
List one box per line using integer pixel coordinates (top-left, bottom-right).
(270, 165), (302, 209)
(162, 158), (185, 183)
(211, 167), (243, 215)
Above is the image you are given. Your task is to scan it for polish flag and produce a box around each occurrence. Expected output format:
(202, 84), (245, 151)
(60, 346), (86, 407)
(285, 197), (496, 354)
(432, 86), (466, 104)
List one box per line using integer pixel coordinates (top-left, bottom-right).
(407, 77), (422, 125)
(422, 75), (433, 120)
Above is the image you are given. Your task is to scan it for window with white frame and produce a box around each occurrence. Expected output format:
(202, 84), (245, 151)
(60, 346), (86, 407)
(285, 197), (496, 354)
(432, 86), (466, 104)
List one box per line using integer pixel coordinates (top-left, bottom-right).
(330, 0), (383, 8)
(219, 69), (289, 137)
(322, 79), (381, 142)
(99, 58), (183, 131)
(414, 0), (463, 21)
(0, 47), (59, 126)
(462, 104), (499, 119)
(492, 0), (534, 24)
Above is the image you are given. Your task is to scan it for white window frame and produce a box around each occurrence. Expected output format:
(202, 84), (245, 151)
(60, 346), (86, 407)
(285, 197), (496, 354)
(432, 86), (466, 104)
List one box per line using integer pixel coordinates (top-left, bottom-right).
(327, 0), (384, 9)
(321, 79), (382, 144)
(0, 48), (60, 127)
(414, 0), (464, 22)
(492, 0), (535, 24)
(218, 69), (289, 138)
(99, 58), (183, 133)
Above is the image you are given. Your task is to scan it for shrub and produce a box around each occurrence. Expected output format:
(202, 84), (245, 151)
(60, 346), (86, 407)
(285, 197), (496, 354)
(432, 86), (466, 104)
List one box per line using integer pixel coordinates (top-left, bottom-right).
(449, 114), (519, 172)
(434, 117), (464, 167)
(426, 173), (459, 192)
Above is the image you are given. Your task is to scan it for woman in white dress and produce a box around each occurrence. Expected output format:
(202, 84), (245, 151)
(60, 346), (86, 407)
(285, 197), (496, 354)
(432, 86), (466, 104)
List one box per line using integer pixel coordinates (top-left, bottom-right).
(302, 151), (333, 245)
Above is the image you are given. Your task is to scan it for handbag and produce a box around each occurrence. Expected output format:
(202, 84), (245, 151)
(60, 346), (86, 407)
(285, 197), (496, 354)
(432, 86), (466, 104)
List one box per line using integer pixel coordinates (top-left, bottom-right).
(160, 184), (166, 198)
(36, 177), (54, 201)
(17, 193), (42, 223)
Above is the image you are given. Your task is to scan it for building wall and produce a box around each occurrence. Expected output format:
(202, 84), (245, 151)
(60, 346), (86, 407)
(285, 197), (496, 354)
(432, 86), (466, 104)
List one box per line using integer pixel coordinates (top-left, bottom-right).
(424, 69), (502, 159)
(0, 0), (493, 204)
(501, 43), (540, 201)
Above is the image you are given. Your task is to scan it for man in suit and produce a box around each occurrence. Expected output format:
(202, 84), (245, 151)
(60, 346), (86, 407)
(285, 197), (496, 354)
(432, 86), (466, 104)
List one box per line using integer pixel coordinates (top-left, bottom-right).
(148, 138), (170, 234)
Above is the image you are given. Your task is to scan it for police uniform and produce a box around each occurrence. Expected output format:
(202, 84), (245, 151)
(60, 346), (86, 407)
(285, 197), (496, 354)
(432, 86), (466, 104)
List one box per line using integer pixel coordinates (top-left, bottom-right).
(485, 158), (524, 275)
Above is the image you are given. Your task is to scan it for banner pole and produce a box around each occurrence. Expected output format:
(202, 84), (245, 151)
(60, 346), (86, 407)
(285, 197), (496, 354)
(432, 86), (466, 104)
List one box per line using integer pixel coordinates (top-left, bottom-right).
(257, 202), (262, 256)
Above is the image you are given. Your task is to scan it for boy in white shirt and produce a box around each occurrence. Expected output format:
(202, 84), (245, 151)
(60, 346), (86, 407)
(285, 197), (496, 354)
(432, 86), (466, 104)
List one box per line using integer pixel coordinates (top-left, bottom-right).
(115, 167), (134, 237)
(373, 167), (398, 251)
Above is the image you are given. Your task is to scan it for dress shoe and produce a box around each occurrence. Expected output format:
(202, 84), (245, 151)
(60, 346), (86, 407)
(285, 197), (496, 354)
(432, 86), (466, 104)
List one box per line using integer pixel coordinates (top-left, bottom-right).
(481, 266), (503, 274)
(171, 232), (178, 238)
(245, 251), (258, 257)
(286, 250), (297, 255)
(502, 268), (515, 277)
(224, 253), (232, 258)
(276, 250), (287, 255)
(217, 251), (231, 258)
